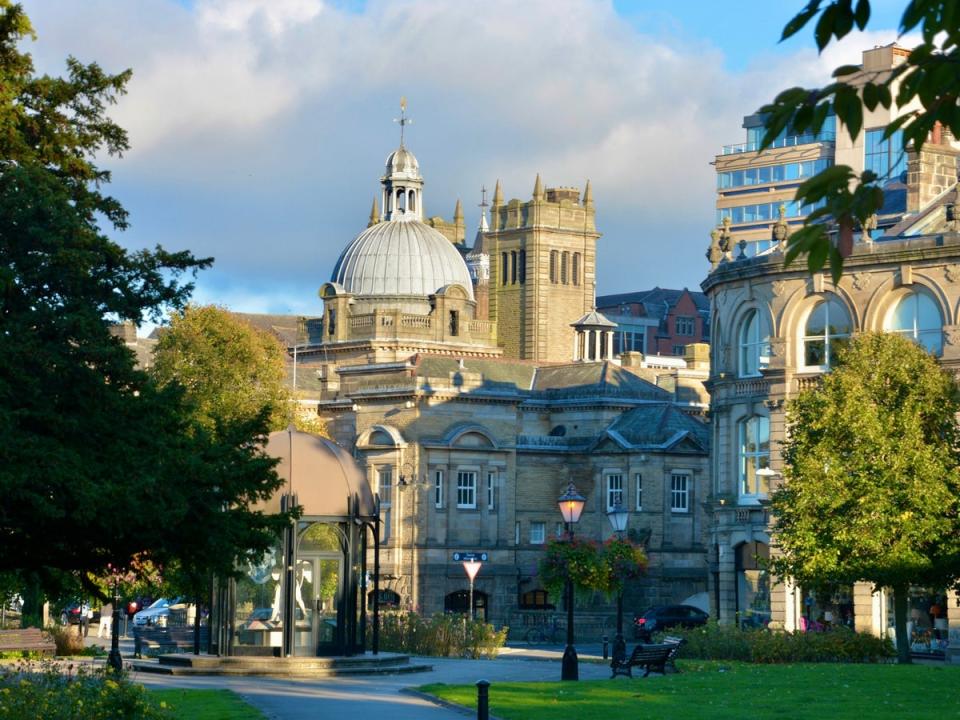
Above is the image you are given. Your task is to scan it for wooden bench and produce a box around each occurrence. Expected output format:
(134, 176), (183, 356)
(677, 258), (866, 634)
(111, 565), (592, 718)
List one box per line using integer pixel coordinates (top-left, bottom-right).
(610, 638), (683, 679)
(134, 626), (209, 656)
(0, 627), (56, 656)
(660, 635), (686, 673)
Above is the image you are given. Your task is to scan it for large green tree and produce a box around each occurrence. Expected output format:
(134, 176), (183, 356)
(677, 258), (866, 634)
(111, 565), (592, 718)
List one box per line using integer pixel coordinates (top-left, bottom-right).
(761, 1), (959, 281)
(772, 332), (960, 663)
(0, 2), (287, 611)
(152, 305), (291, 436)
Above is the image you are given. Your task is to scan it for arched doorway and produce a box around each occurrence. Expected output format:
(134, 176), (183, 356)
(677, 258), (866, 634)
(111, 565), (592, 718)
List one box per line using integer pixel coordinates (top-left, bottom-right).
(444, 590), (487, 621)
(735, 541), (770, 628)
(367, 589), (400, 610)
(295, 523), (345, 656)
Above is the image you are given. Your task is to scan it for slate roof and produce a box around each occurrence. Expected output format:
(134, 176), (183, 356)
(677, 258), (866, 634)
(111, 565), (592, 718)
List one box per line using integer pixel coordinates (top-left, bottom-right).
(603, 403), (709, 452)
(531, 362), (670, 401)
(596, 286), (709, 314)
(413, 355), (537, 393)
(235, 313), (324, 347)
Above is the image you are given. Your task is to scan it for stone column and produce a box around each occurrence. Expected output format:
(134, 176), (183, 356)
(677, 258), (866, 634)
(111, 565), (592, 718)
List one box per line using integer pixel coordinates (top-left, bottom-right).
(946, 588), (960, 664)
(853, 582), (883, 636)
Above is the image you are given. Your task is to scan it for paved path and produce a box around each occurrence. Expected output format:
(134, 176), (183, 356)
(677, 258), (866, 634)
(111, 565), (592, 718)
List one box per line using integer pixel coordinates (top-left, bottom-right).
(130, 653), (615, 719)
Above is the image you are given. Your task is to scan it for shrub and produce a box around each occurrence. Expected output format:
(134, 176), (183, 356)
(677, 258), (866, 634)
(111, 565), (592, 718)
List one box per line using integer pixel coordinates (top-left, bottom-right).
(46, 625), (84, 656)
(663, 621), (895, 664)
(374, 612), (508, 658)
(0, 662), (172, 719)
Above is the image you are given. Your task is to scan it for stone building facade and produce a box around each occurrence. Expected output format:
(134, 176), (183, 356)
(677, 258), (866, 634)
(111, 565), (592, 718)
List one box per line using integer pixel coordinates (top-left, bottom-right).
(284, 129), (712, 632)
(703, 132), (960, 660)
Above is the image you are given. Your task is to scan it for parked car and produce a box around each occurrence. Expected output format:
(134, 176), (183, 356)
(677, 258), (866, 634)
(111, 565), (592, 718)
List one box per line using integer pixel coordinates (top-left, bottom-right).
(633, 604), (708, 641)
(132, 597), (183, 627)
(59, 601), (100, 626)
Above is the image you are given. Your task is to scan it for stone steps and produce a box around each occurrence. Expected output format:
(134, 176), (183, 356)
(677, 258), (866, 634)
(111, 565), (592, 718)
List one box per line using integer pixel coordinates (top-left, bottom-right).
(130, 651), (432, 677)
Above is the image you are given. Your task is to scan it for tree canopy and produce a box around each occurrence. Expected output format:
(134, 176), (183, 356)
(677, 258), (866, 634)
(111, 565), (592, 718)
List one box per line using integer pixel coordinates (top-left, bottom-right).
(0, 1), (288, 606)
(762, 0), (960, 281)
(772, 332), (960, 661)
(152, 305), (292, 437)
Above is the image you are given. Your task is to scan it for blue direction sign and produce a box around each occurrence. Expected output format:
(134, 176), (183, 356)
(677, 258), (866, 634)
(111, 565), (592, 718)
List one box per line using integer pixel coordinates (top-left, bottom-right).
(452, 552), (488, 562)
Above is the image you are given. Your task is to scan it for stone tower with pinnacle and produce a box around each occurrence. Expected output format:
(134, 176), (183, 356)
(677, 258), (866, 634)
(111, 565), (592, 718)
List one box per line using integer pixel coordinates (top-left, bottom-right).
(483, 176), (599, 361)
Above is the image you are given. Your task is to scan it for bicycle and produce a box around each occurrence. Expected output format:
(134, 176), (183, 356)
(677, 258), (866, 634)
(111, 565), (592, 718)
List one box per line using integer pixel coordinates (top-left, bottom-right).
(524, 616), (562, 645)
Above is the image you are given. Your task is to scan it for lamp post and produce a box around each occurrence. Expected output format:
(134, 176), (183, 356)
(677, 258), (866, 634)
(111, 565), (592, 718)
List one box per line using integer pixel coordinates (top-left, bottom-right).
(606, 500), (628, 666)
(107, 580), (122, 672)
(557, 482), (585, 681)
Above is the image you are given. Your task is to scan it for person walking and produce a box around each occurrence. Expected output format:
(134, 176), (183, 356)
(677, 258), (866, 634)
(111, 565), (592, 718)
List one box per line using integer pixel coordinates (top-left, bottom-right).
(79, 601), (91, 638)
(98, 602), (113, 638)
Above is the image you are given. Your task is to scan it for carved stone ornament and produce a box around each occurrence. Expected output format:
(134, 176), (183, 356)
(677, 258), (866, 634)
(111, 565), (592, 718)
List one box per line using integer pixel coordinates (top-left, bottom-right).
(945, 264), (960, 283)
(945, 326), (960, 347)
(768, 338), (786, 358)
(771, 280), (786, 297)
(851, 272), (872, 291)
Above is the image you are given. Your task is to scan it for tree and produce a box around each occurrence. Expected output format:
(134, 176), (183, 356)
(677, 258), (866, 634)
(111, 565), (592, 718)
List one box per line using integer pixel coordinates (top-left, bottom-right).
(152, 305), (292, 436)
(761, 1), (959, 281)
(772, 332), (960, 663)
(0, 2), (288, 613)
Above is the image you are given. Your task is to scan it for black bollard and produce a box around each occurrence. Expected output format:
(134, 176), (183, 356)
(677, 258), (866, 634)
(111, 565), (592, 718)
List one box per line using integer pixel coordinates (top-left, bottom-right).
(476, 679), (490, 720)
(602, 634), (609, 660)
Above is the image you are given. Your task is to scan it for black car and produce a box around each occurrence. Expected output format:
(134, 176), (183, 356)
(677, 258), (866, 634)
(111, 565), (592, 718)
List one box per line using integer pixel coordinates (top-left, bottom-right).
(59, 601), (100, 626)
(633, 604), (708, 640)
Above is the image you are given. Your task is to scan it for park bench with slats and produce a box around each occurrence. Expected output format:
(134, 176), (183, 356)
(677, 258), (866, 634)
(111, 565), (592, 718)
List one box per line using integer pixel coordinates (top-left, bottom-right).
(0, 627), (56, 656)
(610, 637), (684, 678)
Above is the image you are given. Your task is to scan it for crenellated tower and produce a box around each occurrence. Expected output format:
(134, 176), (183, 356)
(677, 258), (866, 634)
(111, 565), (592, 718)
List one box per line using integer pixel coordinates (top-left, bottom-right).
(484, 176), (600, 361)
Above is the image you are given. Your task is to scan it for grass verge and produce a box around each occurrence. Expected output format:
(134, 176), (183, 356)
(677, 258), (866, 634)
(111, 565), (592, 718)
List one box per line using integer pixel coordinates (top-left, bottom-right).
(421, 661), (960, 720)
(151, 688), (266, 720)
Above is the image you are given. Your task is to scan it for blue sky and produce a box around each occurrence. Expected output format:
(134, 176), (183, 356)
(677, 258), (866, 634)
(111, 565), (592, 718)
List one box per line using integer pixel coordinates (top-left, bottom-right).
(21, 0), (907, 326)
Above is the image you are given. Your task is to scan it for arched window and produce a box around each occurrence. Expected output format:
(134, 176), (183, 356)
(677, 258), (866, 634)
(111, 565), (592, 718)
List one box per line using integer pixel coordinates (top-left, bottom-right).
(396, 189), (406, 212)
(519, 250), (527, 284)
(572, 253), (581, 286)
(549, 250), (558, 283)
(802, 297), (851, 369)
(885, 290), (943, 355)
(501, 253), (508, 286)
(738, 310), (770, 376)
(407, 189), (416, 213)
(561, 251), (569, 284)
(510, 251), (517, 284)
(738, 416), (770, 499)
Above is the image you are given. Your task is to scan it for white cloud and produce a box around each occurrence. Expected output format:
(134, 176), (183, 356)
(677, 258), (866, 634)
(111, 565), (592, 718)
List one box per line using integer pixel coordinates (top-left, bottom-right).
(20, 0), (906, 305)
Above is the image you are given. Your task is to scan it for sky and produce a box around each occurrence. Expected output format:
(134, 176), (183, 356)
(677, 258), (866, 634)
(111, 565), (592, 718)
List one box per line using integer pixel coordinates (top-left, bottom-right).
(21, 0), (911, 326)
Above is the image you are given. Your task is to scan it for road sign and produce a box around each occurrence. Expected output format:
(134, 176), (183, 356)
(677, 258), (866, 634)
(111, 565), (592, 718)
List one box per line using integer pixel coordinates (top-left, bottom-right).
(452, 552), (488, 562)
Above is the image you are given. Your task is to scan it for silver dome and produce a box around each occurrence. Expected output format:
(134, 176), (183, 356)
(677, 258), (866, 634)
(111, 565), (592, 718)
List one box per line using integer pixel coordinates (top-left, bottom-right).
(332, 219), (475, 299)
(385, 147), (420, 178)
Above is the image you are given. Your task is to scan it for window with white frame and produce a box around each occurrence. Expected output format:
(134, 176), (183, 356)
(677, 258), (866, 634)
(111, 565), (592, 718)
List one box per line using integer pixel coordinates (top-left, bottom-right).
(434, 469), (444, 509)
(378, 467), (393, 542)
(803, 297), (851, 369)
(884, 289), (943, 355)
(635, 473), (643, 511)
(739, 309), (770, 377)
(456, 470), (477, 509)
(487, 471), (496, 510)
(530, 521), (546, 544)
(738, 416), (771, 499)
(670, 472), (690, 513)
(605, 472), (624, 512)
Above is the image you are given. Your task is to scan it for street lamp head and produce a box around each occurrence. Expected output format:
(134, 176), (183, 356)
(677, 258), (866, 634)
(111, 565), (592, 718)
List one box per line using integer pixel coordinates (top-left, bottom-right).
(557, 482), (586, 524)
(755, 467), (780, 478)
(606, 501), (628, 534)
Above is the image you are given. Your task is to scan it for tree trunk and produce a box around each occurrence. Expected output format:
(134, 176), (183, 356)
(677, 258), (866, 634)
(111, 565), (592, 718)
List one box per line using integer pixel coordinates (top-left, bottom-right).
(893, 583), (911, 665)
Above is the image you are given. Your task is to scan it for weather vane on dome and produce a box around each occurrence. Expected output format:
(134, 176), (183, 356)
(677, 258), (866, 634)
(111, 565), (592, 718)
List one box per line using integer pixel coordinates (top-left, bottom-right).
(394, 97), (412, 147)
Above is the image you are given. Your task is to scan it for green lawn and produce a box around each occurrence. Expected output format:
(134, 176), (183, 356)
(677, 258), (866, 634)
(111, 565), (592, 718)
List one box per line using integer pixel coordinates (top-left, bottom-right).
(421, 662), (960, 720)
(151, 689), (266, 720)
